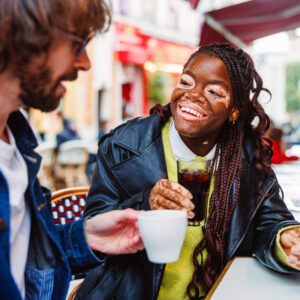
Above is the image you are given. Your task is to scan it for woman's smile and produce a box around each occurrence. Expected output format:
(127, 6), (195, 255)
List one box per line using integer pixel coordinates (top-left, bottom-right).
(177, 101), (208, 122)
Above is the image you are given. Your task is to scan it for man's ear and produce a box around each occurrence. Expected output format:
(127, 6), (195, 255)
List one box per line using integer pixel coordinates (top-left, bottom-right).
(229, 107), (240, 124)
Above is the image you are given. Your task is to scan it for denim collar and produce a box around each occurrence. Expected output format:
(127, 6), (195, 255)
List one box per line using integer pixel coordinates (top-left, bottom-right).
(7, 110), (38, 153)
(7, 110), (41, 182)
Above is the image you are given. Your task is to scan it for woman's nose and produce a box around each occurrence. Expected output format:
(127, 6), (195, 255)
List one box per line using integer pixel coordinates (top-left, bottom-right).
(74, 50), (91, 71)
(183, 91), (206, 103)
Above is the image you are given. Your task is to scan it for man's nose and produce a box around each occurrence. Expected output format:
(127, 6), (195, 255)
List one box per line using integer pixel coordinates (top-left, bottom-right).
(74, 50), (91, 71)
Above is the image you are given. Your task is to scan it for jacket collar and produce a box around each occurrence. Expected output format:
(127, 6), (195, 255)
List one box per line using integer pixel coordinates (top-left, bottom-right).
(7, 110), (41, 182)
(242, 138), (256, 165)
(113, 114), (163, 154)
(112, 108), (256, 169)
(7, 110), (38, 152)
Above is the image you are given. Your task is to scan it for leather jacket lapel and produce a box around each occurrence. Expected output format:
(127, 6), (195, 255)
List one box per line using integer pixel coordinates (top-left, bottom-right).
(110, 115), (168, 198)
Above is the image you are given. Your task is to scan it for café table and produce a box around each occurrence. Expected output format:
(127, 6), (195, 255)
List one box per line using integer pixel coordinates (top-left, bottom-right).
(205, 257), (300, 300)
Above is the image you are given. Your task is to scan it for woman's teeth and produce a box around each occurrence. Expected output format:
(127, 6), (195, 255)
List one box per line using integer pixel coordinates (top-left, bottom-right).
(180, 106), (202, 117)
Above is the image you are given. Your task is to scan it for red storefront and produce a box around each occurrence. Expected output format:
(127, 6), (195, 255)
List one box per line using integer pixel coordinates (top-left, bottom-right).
(114, 22), (196, 118)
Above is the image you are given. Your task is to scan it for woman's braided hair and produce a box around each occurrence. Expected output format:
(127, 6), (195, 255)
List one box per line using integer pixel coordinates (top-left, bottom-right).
(150, 43), (272, 299)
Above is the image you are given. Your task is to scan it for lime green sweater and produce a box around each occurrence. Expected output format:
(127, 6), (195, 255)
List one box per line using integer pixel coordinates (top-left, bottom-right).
(158, 119), (212, 299)
(157, 118), (299, 300)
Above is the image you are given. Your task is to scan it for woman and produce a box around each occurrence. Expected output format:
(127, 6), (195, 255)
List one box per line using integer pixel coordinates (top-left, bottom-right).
(80, 43), (300, 300)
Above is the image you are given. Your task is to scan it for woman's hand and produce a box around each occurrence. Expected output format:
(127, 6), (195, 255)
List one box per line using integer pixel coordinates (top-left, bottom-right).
(280, 227), (300, 268)
(149, 179), (194, 218)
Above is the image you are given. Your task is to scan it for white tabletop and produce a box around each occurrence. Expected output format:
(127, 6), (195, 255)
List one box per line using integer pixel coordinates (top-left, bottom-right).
(208, 257), (300, 300)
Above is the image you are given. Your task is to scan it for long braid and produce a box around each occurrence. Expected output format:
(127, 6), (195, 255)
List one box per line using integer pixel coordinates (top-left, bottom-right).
(150, 43), (272, 299)
(188, 44), (271, 298)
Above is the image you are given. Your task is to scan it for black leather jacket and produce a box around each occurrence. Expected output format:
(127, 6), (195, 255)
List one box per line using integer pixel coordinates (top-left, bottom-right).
(82, 114), (299, 300)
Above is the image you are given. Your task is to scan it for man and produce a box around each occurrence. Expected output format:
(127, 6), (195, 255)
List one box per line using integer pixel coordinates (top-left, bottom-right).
(0, 1), (143, 299)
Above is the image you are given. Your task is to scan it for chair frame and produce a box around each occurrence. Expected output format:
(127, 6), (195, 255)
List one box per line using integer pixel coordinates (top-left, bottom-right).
(51, 186), (89, 202)
(67, 282), (82, 300)
(51, 186), (89, 300)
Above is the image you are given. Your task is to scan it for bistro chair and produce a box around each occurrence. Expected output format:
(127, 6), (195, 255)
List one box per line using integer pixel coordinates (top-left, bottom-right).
(36, 141), (56, 190)
(51, 186), (89, 225)
(51, 186), (89, 300)
(54, 140), (90, 189)
(67, 283), (82, 300)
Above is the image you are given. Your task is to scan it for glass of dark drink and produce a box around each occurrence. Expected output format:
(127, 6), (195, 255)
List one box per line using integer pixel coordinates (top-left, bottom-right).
(177, 157), (212, 222)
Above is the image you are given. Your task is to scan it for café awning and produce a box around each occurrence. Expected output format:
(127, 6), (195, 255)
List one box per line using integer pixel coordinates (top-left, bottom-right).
(200, 0), (300, 47)
(186, 0), (201, 10)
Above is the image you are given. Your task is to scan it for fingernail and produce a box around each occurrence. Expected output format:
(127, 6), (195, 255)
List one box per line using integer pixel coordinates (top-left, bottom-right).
(185, 201), (194, 209)
(188, 211), (194, 219)
(287, 255), (298, 264)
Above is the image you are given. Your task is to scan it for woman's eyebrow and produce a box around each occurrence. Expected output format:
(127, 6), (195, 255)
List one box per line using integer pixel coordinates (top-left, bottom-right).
(208, 80), (230, 91)
(183, 70), (195, 78)
(183, 70), (230, 91)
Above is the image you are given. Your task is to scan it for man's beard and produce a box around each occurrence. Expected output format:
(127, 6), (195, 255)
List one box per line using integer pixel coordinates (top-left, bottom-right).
(17, 67), (78, 112)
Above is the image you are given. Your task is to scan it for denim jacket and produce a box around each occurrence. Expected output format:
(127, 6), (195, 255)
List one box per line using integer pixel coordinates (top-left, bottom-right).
(0, 111), (99, 300)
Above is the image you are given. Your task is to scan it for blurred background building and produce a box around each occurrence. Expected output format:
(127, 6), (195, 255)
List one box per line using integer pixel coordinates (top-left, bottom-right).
(28, 0), (300, 190)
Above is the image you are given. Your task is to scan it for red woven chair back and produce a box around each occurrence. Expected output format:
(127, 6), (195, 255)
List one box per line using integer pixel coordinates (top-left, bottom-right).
(51, 187), (89, 225)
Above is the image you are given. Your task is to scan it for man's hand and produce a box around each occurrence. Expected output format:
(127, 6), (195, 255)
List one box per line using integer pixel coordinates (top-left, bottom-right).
(149, 179), (194, 218)
(280, 227), (300, 268)
(85, 209), (144, 255)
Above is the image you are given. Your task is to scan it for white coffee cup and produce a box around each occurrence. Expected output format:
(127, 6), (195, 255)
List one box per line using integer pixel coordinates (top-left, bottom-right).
(138, 210), (188, 264)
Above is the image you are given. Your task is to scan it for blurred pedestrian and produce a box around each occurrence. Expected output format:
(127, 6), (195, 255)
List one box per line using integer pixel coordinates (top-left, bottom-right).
(98, 120), (108, 140)
(56, 113), (80, 149)
(267, 124), (298, 164)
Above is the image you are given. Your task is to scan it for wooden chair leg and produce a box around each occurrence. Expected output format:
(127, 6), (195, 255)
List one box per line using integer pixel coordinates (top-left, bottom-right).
(67, 282), (82, 300)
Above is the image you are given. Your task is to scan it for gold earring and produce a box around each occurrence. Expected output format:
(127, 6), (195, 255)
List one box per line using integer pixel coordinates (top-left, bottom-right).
(230, 108), (239, 125)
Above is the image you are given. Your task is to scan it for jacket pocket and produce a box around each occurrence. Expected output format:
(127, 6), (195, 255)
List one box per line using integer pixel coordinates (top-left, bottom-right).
(25, 266), (54, 300)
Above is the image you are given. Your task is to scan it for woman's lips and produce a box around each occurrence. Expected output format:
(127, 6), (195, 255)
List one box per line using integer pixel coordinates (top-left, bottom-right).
(177, 103), (208, 121)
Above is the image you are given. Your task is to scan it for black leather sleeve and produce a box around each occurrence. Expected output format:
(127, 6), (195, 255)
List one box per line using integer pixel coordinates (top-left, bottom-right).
(253, 178), (300, 274)
(83, 146), (152, 218)
(83, 118), (167, 218)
